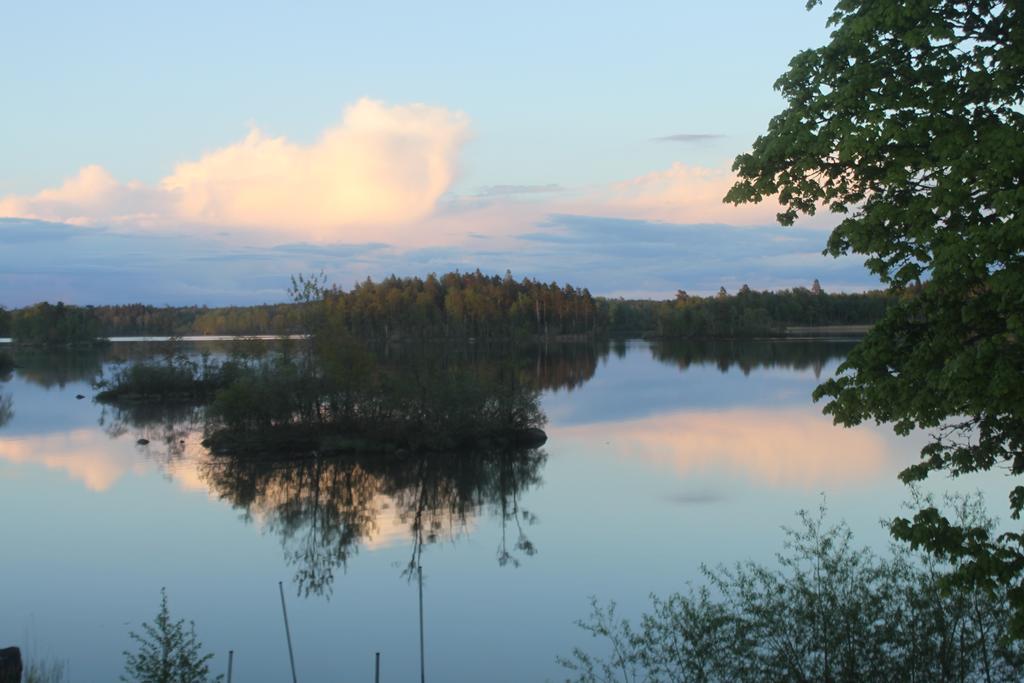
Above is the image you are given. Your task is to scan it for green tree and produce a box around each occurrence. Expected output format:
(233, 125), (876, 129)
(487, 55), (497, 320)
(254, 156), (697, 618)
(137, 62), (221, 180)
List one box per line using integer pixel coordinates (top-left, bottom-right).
(122, 588), (222, 683)
(726, 1), (1024, 631)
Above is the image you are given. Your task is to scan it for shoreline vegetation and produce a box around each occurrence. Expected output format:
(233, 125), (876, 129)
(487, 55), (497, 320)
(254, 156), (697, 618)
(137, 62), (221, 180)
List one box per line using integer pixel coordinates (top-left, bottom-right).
(562, 498), (1024, 682)
(0, 271), (894, 347)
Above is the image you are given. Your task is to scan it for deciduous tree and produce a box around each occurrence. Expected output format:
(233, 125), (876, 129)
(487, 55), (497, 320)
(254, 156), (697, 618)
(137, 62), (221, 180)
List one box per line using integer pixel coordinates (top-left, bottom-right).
(727, 0), (1024, 632)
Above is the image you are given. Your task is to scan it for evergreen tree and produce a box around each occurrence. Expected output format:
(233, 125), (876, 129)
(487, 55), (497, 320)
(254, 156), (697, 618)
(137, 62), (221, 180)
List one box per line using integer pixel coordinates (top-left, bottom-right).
(121, 589), (222, 683)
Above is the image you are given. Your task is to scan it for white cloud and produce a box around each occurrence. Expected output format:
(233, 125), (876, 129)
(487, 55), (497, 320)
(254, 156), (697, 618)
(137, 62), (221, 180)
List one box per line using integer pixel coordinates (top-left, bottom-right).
(596, 162), (783, 225)
(163, 99), (469, 238)
(0, 99), (469, 241)
(0, 165), (174, 227)
(1, 106), (840, 264)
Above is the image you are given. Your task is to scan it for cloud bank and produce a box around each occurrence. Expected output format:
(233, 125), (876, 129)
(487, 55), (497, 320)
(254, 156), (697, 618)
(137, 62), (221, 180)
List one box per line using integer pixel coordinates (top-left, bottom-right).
(0, 215), (877, 307)
(597, 162), (784, 225)
(0, 99), (469, 241)
(0, 99), (873, 304)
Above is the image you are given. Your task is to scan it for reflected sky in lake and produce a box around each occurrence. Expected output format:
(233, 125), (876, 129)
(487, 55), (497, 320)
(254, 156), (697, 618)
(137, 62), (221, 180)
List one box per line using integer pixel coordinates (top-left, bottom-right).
(0, 339), (1007, 682)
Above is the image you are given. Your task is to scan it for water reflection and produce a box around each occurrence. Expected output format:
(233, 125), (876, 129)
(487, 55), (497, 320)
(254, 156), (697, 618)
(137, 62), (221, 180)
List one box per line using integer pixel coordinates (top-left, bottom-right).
(0, 429), (149, 491)
(2, 337), (858, 393)
(199, 446), (546, 598)
(649, 338), (854, 377)
(6, 347), (106, 388)
(73, 339), (557, 597)
(0, 338), (870, 600)
(0, 394), (12, 429)
(98, 401), (204, 458)
(1, 337), (963, 683)
(555, 407), (891, 488)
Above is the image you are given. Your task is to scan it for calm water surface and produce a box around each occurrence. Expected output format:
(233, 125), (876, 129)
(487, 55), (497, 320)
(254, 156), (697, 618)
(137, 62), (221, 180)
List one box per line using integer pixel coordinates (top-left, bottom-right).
(0, 339), (1005, 681)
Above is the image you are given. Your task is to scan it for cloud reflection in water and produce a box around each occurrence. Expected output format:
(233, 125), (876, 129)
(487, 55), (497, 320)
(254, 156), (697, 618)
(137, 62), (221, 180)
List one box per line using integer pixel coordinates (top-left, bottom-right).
(553, 407), (893, 489)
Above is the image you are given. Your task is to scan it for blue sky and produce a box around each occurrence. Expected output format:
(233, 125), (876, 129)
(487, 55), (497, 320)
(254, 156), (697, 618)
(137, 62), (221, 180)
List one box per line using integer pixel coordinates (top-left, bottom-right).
(0, 1), (874, 306)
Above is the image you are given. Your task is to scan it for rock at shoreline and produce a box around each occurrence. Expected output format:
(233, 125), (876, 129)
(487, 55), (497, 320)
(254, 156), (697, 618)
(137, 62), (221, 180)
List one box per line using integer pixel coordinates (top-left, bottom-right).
(0, 647), (22, 683)
(75, 394), (85, 399)
(137, 438), (150, 445)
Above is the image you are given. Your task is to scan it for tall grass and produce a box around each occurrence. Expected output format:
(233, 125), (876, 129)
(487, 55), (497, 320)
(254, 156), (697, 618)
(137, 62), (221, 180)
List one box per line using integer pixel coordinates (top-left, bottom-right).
(23, 657), (68, 683)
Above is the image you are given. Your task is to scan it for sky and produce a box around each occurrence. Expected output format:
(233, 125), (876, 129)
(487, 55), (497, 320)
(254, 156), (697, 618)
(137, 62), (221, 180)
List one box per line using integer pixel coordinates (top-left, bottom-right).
(0, 0), (877, 306)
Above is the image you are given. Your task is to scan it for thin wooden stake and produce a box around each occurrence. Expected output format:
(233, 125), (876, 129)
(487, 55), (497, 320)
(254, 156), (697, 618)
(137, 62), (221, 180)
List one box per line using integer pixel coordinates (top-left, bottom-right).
(226, 650), (234, 683)
(375, 651), (380, 683)
(279, 581), (299, 683)
(418, 565), (426, 683)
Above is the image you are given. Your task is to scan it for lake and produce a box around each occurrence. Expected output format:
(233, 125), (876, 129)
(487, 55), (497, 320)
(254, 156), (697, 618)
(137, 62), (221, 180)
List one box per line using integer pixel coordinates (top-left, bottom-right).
(0, 339), (1005, 682)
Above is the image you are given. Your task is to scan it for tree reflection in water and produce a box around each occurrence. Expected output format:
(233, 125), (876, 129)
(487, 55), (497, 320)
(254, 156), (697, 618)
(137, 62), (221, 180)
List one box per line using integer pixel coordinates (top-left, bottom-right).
(649, 338), (855, 377)
(99, 402), (204, 456)
(198, 446), (546, 598)
(0, 394), (12, 429)
(77, 337), (858, 601)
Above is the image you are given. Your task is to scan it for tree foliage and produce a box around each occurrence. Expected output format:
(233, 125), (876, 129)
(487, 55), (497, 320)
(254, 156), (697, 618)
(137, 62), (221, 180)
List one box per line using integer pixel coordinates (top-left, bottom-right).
(122, 588), (222, 683)
(726, 0), (1024, 633)
(561, 499), (1023, 682)
(606, 284), (893, 338)
(9, 301), (105, 346)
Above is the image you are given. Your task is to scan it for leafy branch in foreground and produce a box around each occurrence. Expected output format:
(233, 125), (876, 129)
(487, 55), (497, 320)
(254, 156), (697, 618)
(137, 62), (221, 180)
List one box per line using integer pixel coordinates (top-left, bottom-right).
(122, 588), (222, 683)
(560, 498), (1024, 682)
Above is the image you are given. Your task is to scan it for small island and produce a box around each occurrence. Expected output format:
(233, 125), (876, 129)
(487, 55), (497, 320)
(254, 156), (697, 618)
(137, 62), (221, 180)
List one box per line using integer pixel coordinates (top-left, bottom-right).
(93, 339), (548, 458)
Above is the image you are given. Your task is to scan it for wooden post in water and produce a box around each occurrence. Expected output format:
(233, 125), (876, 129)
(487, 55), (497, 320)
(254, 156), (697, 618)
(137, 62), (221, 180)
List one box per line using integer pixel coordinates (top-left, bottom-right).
(279, 581), (299, 683)
(418, 565), (426, 683)
(374, 651), (380, 683)
(226, 650), (234, 683)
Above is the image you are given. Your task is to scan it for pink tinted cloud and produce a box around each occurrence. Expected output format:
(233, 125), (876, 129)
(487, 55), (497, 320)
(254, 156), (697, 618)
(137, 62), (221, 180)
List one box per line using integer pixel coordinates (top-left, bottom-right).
(1, 107), (824, 248)
(0, 99), (469, 242)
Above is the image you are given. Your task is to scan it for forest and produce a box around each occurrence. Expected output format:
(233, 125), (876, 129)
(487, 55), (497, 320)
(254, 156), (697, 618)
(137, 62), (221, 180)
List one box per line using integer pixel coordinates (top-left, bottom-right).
(606, 281), (894, 337)
(0, 271), (894, 345)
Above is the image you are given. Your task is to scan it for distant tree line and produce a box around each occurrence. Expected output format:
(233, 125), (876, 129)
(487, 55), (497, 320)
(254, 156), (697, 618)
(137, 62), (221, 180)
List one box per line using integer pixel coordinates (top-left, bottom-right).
(0, 273), (895, 344)
(605, 281), (896, 337)
(314, 270), (601, 340)
(0, 301), (105, 346)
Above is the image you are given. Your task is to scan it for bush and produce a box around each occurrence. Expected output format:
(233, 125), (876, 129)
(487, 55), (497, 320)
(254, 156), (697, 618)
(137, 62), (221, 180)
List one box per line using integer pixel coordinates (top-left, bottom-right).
(560, 497), (1023, 682)
(95, 354), (241, 402)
